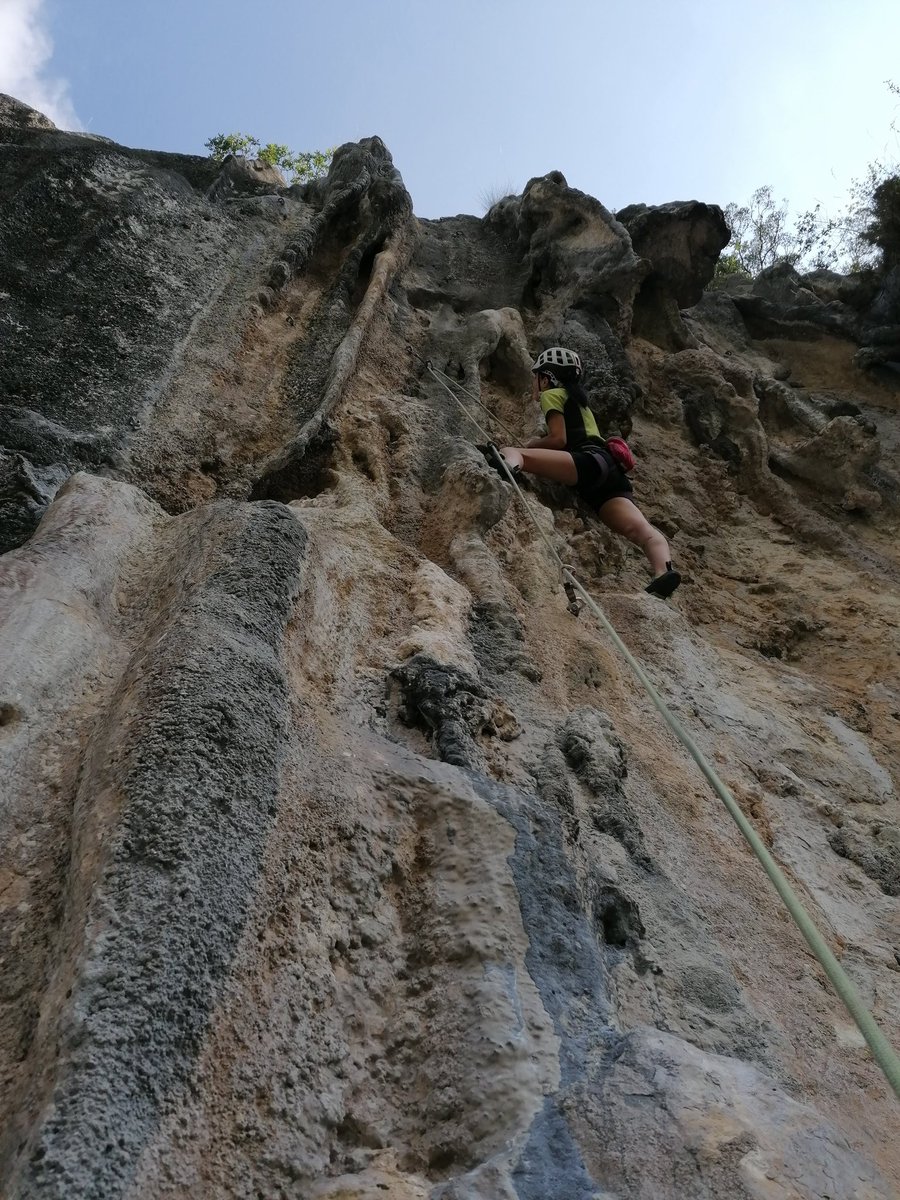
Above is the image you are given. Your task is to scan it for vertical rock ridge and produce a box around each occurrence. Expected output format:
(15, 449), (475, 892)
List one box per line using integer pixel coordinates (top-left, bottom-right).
(3, 495), (306, 1198)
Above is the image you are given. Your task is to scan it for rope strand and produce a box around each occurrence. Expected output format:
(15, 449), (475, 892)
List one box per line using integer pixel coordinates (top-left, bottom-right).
(413, 350), (520, 443)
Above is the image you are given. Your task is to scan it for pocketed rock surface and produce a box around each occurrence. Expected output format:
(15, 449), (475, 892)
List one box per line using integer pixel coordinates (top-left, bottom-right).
(1, 94), (899, 1199)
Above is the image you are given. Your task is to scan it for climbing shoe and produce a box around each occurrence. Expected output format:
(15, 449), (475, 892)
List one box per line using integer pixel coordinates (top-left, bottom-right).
(477, 442), (520, 482)
(645, 563), (682, 599)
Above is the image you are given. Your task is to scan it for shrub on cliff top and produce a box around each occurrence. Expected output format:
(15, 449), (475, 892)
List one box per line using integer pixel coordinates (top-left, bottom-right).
(204, 133), (334, 184)
(864, 173), (900, 267)
(716, 80), (900, 278)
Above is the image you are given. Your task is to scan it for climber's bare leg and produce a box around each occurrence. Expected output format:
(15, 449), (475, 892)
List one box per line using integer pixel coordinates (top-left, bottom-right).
(499, 447), (578, 486)
(599, 497), (670, 576)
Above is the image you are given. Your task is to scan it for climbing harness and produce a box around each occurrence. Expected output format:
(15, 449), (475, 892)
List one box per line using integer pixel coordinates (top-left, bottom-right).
(413, 346), (900, 1101)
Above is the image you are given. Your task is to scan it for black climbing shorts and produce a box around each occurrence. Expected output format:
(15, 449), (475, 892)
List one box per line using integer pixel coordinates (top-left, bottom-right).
(569, 446), (635, 511)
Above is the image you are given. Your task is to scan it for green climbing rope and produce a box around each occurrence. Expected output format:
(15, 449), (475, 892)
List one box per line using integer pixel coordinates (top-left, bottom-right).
(424, 358), (900, 1102)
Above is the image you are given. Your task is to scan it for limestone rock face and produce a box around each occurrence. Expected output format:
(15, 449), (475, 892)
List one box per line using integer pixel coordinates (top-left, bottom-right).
(1, 100), (899, 1200)
(0, 93), (58, 133)
(617, 199), (730, 349)
(486, 171), (646, 431)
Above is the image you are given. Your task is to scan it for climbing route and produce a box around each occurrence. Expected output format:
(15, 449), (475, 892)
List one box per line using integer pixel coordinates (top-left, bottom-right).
(424, 354), (900, 1101)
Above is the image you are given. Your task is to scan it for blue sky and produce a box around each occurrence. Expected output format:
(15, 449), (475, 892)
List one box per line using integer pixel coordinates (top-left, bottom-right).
(3, 0), (899, 221)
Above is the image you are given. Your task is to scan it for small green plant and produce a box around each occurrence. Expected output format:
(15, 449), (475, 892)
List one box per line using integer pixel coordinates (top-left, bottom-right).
(204, 132), (260, 161)
(256, 142), (292, 169)
(711, 252), (747, 282)
(204, 132), (335, 184)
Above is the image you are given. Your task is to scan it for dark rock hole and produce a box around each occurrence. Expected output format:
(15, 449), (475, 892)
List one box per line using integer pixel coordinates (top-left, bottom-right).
(337, 1112), (384, 1151)
(593, 886), (645, 948)
(427, 1145), (457, 1173)
(350, 239), (382, 308)
(250, 424), (339, 503)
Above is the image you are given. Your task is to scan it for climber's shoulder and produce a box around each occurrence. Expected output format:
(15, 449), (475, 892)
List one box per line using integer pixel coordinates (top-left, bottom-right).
(540, 387), (568, 415)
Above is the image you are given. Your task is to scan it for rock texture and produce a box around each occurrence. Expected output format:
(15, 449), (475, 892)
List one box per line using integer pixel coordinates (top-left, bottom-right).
(1, 95), (899, 1199)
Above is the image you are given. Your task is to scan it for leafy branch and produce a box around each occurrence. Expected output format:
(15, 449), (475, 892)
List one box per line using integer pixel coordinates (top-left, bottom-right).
(204, 133), (335, 184)
(716, 81), (900, 279)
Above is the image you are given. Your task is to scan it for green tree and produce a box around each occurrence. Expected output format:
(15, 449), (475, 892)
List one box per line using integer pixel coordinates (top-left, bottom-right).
(863, 172), (900, 267)
(281, 148), (334, 181)
(204, 132), (260, 161)
(256, 142), (292, 170)
(840, 85), (900, 268)
(832, 162), (891, 271)
(720, 186), (839, 276)
(712, 251), (746, 281)
(204, 132), (335, 184)
(717, 81), (900, 279)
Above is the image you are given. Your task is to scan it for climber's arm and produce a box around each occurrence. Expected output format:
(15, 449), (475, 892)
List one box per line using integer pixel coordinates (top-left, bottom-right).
(526, 410), (567, 451)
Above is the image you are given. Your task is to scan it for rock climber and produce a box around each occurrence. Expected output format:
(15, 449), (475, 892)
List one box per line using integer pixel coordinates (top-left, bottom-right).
(482, 347), (681, 598)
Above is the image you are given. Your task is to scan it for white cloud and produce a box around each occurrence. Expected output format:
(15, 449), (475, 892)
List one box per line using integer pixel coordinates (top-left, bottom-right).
(0, 0), (80, 130)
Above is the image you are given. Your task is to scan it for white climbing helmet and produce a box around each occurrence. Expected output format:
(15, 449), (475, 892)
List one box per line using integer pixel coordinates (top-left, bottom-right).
(531, 346), (582, 376)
